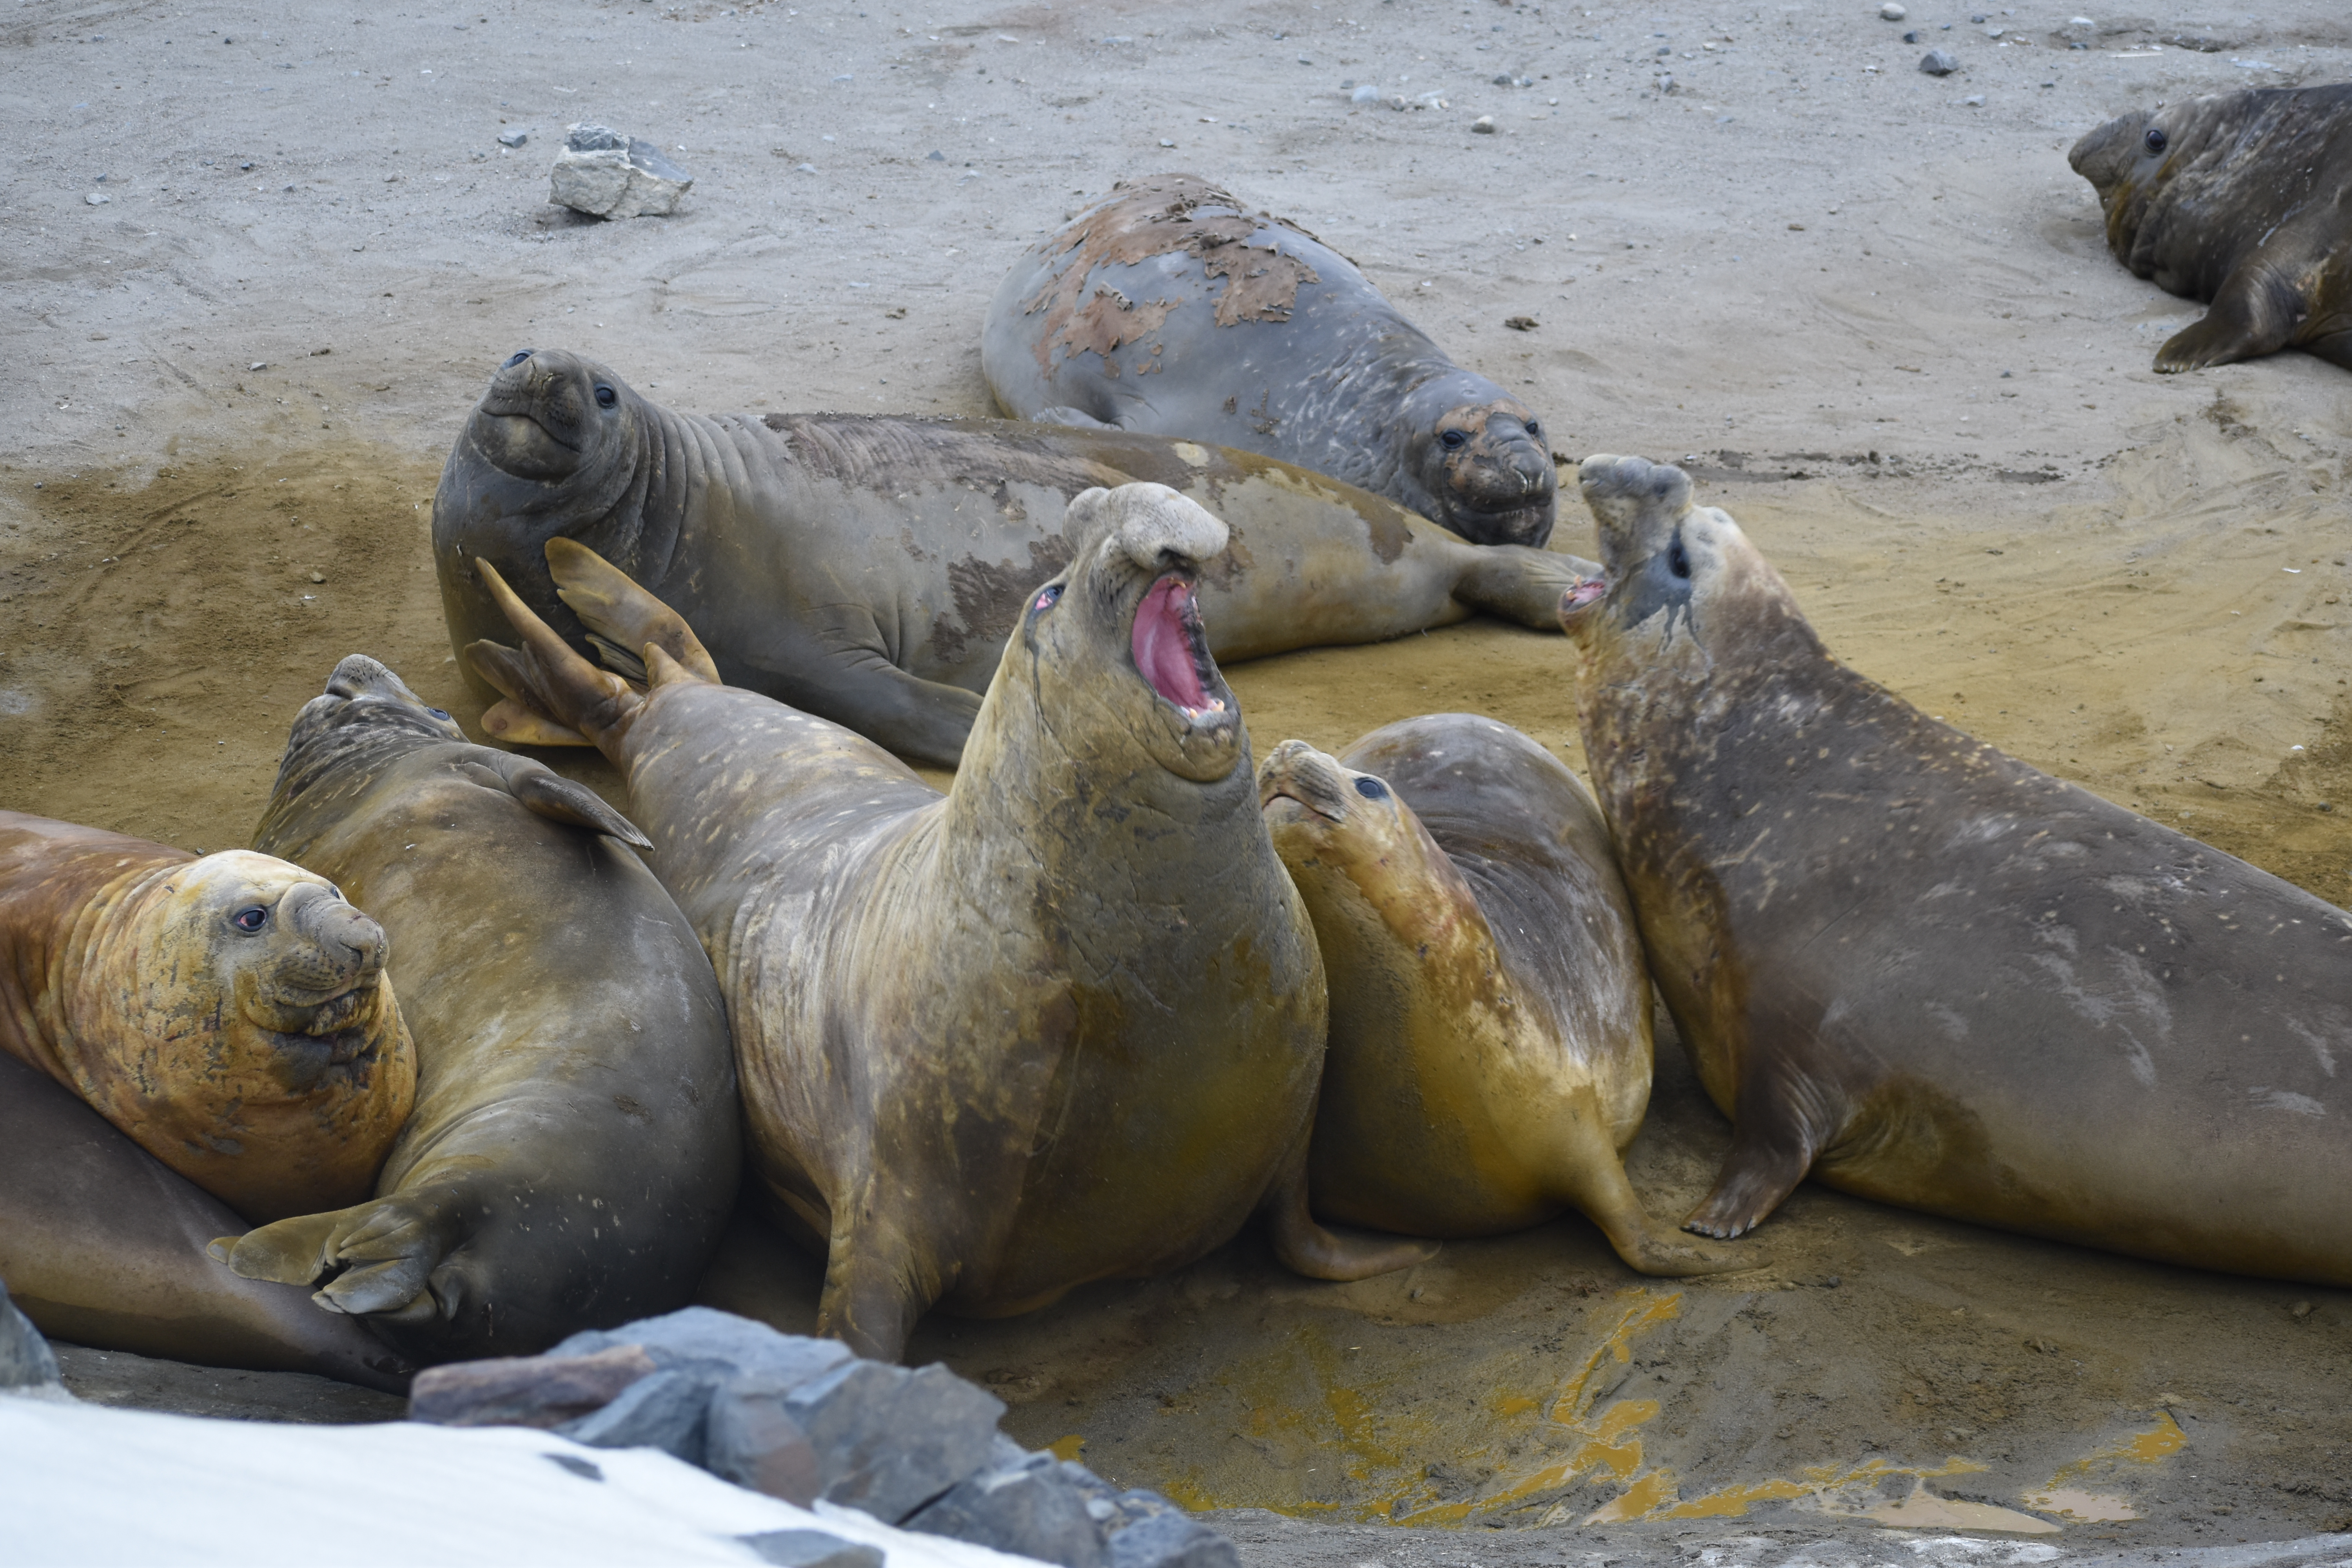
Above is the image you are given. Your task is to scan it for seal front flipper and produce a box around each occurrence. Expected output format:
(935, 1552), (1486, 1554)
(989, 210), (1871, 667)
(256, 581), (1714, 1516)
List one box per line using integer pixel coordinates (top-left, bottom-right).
(457, 753), (651, 850)
(212, 1192), (460, 1316)
(2154, 260), (2301, 373)
(1543, 1086), (1752, 1277)
(1265, 1139), (1439, 1281)
(1680, 1081), (1831, 1240)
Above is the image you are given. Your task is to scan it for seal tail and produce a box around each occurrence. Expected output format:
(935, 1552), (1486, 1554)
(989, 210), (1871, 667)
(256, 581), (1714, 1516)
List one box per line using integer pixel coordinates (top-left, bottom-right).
(463, 559), (644, 753)
(546, 537), (723, 689)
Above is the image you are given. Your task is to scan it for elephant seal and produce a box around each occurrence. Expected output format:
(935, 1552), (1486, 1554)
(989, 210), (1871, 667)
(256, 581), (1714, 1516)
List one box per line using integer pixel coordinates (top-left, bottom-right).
(2069, 85), (2352, 373)
(433, 347), (1590, 768)
(1561, 454), (2352, 1288)
(1, 1049), (412, 1392)
(463, 486), (1430, 1360)
(982, 174), (1557, 546)
(0, 813), (414, 1223)
(1261, 717), (1733, 1276)
(216, 656), (740, 1363)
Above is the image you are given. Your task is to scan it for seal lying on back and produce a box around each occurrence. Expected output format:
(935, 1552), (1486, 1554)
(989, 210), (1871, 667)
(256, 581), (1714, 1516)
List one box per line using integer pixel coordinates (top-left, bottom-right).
(433, 347), (1588, 767)
(216, 657), (740, 1362)
(1262, 716), (1733, 1276)
(1, 1050), (411, 1392)
(464, 486), (1429, 1360)
(982, 173), (1557, 546)
(1563, 454), (2352, 1286)
(2069, 85), (2352, 373)
(0, 812), (414, 1223)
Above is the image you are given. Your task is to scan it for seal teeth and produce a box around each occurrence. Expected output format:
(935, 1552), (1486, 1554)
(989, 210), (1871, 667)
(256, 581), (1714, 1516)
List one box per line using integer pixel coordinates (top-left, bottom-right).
(1134, 576), (1215, 713)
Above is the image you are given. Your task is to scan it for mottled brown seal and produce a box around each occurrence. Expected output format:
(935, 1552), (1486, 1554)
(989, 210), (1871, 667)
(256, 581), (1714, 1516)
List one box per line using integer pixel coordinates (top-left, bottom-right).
(0, 813), (414, 1223)
(2069, 85), (2352, 373)
(214, 656), (740, 1363)
(1561, 454), (2352, 1288)
(434, 347), (1588, 767)
(1261, 717), (1733, 1276)
(464, 487), (1428, 1360)
(982, 173), (1557, 546)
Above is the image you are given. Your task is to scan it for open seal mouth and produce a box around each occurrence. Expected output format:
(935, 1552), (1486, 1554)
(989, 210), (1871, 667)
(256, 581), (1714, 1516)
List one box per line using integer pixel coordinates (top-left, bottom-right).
(1558, 573), (1610, 620)
(1133, 575), (1227, 721)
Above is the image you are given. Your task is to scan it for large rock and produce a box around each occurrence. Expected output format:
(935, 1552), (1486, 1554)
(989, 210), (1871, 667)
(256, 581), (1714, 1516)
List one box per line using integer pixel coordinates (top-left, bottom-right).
(408, 1345), (655, 1428)
(704, 1379), (822, 1504)
(1, 1287), (63, 1393)
(906, 1449), (1110, 1567)
(738, 1529), (884, 1568)
(780, 1360), (1005, 1524)
(549, 123), (693, 218)
(553, 1307), (851, 1390)
(558, 1368), (713, 1465)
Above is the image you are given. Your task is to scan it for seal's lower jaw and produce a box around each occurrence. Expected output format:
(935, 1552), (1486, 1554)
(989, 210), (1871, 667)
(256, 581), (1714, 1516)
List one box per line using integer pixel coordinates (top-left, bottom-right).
(466, 409), (584, 483)
(1131, 574), (1242, 782)
(1443, 498), (1556, 549)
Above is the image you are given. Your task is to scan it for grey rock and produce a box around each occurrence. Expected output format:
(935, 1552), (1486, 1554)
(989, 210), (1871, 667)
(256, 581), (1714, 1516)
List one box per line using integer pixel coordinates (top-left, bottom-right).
(1918, 48), (1960, 74)
(1964, 93), (1986, 105)
(783, 1359), (1005, 1524)
(1879, 1), (1906, 18)
(704, 1381), (822, 1505)
(1472, 114), (1497, 133)
(1350, 83), (1381, 103)
(557, 1368), (711, 1464)
(552, 1307), (851, 1394)
(549, 122), (692, 219)
(1107, 1511), (1240, 1568)
(739, 1530), (883, 1568)
(1, 1287), (63, 1392)
(497, 128), (528, 148)
(907, 1451), (1111, 1567)
(926, 149), (946, 160)
(408, 1345), (658, 1429)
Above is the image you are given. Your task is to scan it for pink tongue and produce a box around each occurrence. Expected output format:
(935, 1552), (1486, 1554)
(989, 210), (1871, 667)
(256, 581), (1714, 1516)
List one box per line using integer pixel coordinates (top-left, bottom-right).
(1133, 578), (1211, 710)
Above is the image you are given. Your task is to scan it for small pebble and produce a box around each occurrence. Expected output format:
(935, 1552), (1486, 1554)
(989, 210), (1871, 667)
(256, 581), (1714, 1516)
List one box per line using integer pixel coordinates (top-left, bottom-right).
(497, 128), (528, 147)
(1471, 115), (1496, 133)
(925, 150), (945, 161)
(2070, 14), (2094, 23)
(1904, 29), (1920, 41)
(1964, 93), (1985, 105)
(249, 361), (267, 371)
(1880, 1), (1906, 18)
(85, 192), (109, 205)
(309, 572), (327, 584)
(1351, 83), (1381, 103)
(795, 162), (817, 174)
(1655, 72), (1674, 91)
(1490, 72), (1513, 85)
(1919, 48), (1960, 74)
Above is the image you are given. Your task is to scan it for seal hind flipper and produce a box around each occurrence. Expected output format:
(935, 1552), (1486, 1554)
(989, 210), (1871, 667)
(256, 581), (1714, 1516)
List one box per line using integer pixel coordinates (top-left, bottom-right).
(586, 632), (650, 685)
(1452, 543), (1603, 631)
(546, 537), (724, 687)
(465, 559), (643, 748)
(1265, 1142), (1439, 1281)
(212, 1193), (452, 1317)
(479, 699), (595, 748)
(1543, 1085), (1752, 1276)
(2154, 260), (2301, 372)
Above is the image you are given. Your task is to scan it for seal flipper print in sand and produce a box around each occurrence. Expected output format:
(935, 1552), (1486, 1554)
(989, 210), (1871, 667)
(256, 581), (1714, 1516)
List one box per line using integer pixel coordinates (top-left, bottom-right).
(2069, 85), (2352, 373)
(227, 657), (739, 1362)
(1561, 454), (2352, 1285)
(433, 348), (1590, 768)
(463, 490), (1427, 1361)
(982, 173), (1557, 546)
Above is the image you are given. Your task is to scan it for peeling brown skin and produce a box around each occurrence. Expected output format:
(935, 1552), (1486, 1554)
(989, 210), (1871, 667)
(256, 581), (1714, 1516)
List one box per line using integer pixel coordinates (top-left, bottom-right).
(214, 655), (739, 1364)
(982, 173), (1558, 547)
(460, 486), (1425, 1362)
(1261, 717), (1739, 1278)
(0, 1049), (414, 1392)
(2069, 85), (2352, 373)
(433, 348), (1592, 767)
(1563, 454), (2352, 1287)
(0, 813), (414, 1224)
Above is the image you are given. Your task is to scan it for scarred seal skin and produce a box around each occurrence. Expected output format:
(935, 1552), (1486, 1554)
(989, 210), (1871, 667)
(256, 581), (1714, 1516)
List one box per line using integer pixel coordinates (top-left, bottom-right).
(2069, 85), (2352, 373)
(0, 812), (414, 1224)
(463, 484), (1429, 1360)
(982, 173), (1557, 546)
(432, 347), (1591, 768)
(218, 656), (740, 1363)
(0, 1049), (413, 1392)
(1261, 717), (1738, 1278)
(1562, 454), (2352, 1287)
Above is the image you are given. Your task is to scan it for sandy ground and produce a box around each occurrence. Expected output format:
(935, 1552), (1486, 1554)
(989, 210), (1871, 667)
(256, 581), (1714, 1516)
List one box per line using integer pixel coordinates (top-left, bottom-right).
(7, 0), (2352, 1562)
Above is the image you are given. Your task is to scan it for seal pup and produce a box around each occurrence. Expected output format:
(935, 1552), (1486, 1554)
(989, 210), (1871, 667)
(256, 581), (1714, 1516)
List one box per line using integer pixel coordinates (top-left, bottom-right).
(2069, 85), (2352, 372)
(0, 813), (414, 1223)
(464, 486), (1431, 1359)
(982, 174), (1557, 546)
(1561, 454), (2352, 1287)
(216, 656), (740, 1362)
(1, 1050), (412, 1392)
(1261, 718), (1734, 1276)
(433, 347), (1589, 767)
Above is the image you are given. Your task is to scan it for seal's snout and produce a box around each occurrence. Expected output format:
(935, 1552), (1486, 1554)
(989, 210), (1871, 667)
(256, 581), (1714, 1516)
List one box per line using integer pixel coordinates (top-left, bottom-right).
(1578, 455), (1694, 563)
(282, 882), (389, 987)
(1107, 482), (1231, 572)
(326, 653), (407, 704)
(1258, 740), (1351, 823)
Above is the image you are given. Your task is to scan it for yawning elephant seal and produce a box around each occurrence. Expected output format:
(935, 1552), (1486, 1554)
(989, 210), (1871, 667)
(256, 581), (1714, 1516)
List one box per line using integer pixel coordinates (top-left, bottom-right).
(983, 174), (1557, 546)
(433, 347), (1590, 767)
(218, 656), (740, 1362)
(1261, 718), (1732, 1276)
(1562, 454), (2352, 1287)
(463, 486), (1429, 1360)
(1, 1050), (412, 1392)
(0, 813), (414, 1223)
(2069, 85), (2352, 373)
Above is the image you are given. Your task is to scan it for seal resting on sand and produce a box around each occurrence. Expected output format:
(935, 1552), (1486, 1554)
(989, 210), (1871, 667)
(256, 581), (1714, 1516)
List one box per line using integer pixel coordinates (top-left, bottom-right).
(0, 813), (414, 1223)
(464, 486), (1430, 1360)
(2069, 85), (2352, 373)
(1561, 454), (2352, 1289)
(218, 656), (740, 1363)
(0, 1050), (412, 1391)
(1262, 717), (1734, 1276)
(433, 347), (1589, 767)
(982, 173), (1557, 546)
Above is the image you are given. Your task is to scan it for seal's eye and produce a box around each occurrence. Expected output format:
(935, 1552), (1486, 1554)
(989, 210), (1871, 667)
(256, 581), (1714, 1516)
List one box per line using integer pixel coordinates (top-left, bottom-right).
(1352, 776), (1390, 801)
(426, 706), (452, 721)
(231, 906), (269, 934)
(1668, 537), (1692, 580)
(2143, 127), (2167, 154)
(593, 384), (619, 409)
(502, 349), (534, 368)
(1524, 419), (1542, 439)
(1031, 583), (1064, 614)
(1439, 429), (1469, 451)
